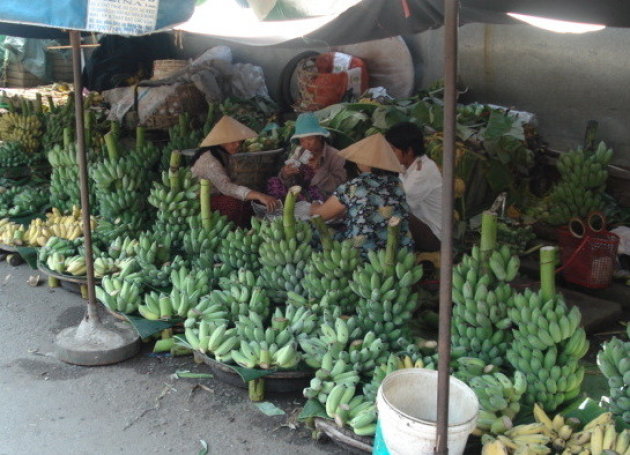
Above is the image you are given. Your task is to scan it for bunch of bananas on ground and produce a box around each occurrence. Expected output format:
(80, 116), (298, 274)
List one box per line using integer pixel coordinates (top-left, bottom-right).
(507, 289), (587, 412)
(0, 184), (48, 217)
(106, 235), (139, 260)
(472, 372), (527, 435)
(303, 351), (361, 403)
(451, 245), (519, 367)
(44, 252), (85, 275)
(183, 213), (233, 270)
(597, 324), (630, 424)
(496, 220), (537, 255)
(258, 188), (313, 301)
(171, 265), (211, 296)
(483, 405), (628, 455)
(303, 238), (362, 315)
(47, 143), (82, 213)
(138, 286), (202, 321)
(148, 168), (200, 247)
(160, 112), (203, 168)
(229, 312), (301, 369)
(184, 321), (240, 363)
(217, 222), (263, 272)
(0, 112), (42, 154)
(0, 142), (32, 169)
(350, 231), (423, 346)
(95, 276), (142, 314)
(297, 314), (361, 369)
(363, 353), (435, 402)
(547, 142), (613, 225)
(38, 236), (82, 262)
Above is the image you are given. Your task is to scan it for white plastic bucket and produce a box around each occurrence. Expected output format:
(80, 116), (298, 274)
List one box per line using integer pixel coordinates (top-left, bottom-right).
(375, 368), (479, 455)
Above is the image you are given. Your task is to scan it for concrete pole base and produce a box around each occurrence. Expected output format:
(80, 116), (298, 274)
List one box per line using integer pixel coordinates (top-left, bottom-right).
(55, 317), (140, 366)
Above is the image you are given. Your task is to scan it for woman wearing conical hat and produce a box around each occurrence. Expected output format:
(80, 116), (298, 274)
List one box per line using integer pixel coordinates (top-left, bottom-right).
(191, 116), (280, 226)
(310, 133), (414, 255)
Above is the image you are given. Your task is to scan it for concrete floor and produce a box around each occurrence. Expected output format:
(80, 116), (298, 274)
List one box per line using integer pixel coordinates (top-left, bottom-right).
(0, 262), (348, 455)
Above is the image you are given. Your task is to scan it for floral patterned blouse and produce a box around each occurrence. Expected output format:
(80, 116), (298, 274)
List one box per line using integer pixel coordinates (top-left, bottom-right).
(333, 172), (414, 254)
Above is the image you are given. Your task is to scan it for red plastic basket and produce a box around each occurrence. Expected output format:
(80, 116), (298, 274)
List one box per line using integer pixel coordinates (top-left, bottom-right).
(557, 227), (619, 289)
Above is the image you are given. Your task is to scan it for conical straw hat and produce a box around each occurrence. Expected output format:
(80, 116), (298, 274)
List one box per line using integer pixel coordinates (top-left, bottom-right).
(199, 116), (257, 147)
(338, 133), (404, 173)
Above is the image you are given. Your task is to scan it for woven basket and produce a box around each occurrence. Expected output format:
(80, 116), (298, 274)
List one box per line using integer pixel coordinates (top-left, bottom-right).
(217, 148), (285, 192)
(152, 59), (187, 80)
(139, 83), (206, 131)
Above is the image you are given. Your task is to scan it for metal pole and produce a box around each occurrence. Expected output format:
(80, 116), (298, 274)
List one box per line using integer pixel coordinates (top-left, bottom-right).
(435, 0), (459, 454)
(70, 30), (99, 324)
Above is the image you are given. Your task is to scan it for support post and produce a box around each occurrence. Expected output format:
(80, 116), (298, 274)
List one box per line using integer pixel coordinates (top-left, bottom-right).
(436, 1), (459, 454)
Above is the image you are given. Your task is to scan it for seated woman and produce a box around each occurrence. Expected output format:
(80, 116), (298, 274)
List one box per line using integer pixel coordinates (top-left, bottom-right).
(267, 112), (346, 202)
(385, 122), (442, 252)
(310, 133), (414, 255)
(191, 115), (280, 227)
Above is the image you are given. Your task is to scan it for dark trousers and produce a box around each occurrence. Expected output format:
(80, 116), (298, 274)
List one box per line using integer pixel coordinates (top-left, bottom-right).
(409, 214), (441, 252)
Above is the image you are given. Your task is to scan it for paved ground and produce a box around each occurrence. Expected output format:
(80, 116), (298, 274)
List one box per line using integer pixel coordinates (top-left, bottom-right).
(0, 262), (348, 455)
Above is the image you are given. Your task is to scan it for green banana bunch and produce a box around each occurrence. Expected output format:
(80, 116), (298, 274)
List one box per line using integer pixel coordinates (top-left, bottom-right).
(303, 351), (360, 406)
(160, 112), (203, 169)
(453, 356), (500, 383)
(185, 321), (240, 363)
(106, 235), (139, 260)
(350, 246), (423, 346)
(230, 311), (301, 370)
(128, 232), (186, 288)
(0, 141), (32, 168)
(258, 208), (313, 302)
(0, 184), (49, 218)
(170, 265), (211, 296)
(38, 236), (81, 263)
(217, 222), (263, 272)
(548, 142), (613, 225)
(148, 168), (200, 248)
(185, 295), (230, 323)
(45, 251), (67, 274)
(95, 276), (142, 314)
(496, 221), (536, 255)
(138, 286), (201, 321)
(302, 239), (363, 315)
(471, 371), (527, 435)
(41, 97), (74, 151)
(451, 245), (519, 367)
(0, 112), (42, 154)
(93, 257), (119, 278)
(506, 289), (588, 412)
(183, 214), (233, 270)
(597, 326), (630, 424)
(271, 301), (318, 337)
(195, 279), (270, 322)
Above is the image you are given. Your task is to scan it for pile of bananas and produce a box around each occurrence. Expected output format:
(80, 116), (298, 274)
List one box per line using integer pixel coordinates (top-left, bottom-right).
(148, 168), (200, 247)
(363, 353), (435, 402)
(183, 213), (233, 270)
(0, 112), (42, 154)
(303, 351), (361, 405)
(241, 127), (283, 153)
(472, 372), (527, 435)
(547, 142), (613, 225)
(171, 265), (211, 296)
(597, 324), (630, 424)
(0, 184), (48, 218)
(0, 207), (93, 247)
(303, 239), (362, 315)
(106, 235), (139, 260)
(200, 269), (270, 321)
(482, 405), (628, 455)
(0, 142), (32, 169)
(45, 253), (87, 276)
(350, 246), (423, 347)
(451, 245), (519, 367)
(271, 301), (318, 337)
(258, 216), (313, 302)
(507, 289), (587, 411)
(228, 311), (300, 369)
(453, 356), (500, 383)
(217, 222), (263, 272)
(184, 321), (240, 363)
(95, 276), (142, 314)
(160, 112), (203, 168)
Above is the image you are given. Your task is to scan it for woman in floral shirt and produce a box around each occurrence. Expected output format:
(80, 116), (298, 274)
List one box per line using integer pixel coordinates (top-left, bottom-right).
(310, 134), (414, 254)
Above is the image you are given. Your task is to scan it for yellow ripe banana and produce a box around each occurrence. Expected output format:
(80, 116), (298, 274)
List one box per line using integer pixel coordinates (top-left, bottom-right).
(590, 425), (603, 455)
(533, 403), (554, 432)
(482, 439), (509, 455)
(507, 423), (548, 437)
(601, 425), (616, 451)
(584, 413), (613, 431)
(553, 414), (566, 433)
(403, 355), (414, 369)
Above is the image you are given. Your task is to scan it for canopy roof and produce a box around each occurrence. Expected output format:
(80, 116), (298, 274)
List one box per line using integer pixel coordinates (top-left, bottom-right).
(176, 0), (630, 47)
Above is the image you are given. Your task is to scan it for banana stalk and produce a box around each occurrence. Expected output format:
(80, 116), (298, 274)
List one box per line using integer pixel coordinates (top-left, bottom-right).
(480, 211), (498, 271)
(540, 246), (557, 301)
(136, 126), (145, 150)
(200, 179), (212, 229)
(169, 151), (182, 192)
(249, 378), (265, 402)
(311, 215), (332, 251)
(384, 216), (401, 276)
(104, 132), (119, 161)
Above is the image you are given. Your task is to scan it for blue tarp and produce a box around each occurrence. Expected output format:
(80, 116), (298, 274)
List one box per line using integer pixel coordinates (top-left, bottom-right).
(0, 0), (195, 37)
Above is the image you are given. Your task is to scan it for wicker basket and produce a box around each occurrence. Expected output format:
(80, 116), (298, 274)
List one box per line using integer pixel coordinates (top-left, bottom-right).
(137, 83), (206, 131)
(4, 61), (43, 88)
(217, 148), (285, 192)
(151, 59), (187, 80)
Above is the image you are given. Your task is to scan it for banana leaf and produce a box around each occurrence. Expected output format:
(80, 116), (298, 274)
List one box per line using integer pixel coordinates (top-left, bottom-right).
(481, 110), (525, 142)
(326, 128), (356, 150)
(254, 402), (285, 416)
(371, 105), (410, 130)
(298, 398), (328, 420)
(126, 315), (178, 339)
(15, 246), (38, 269)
